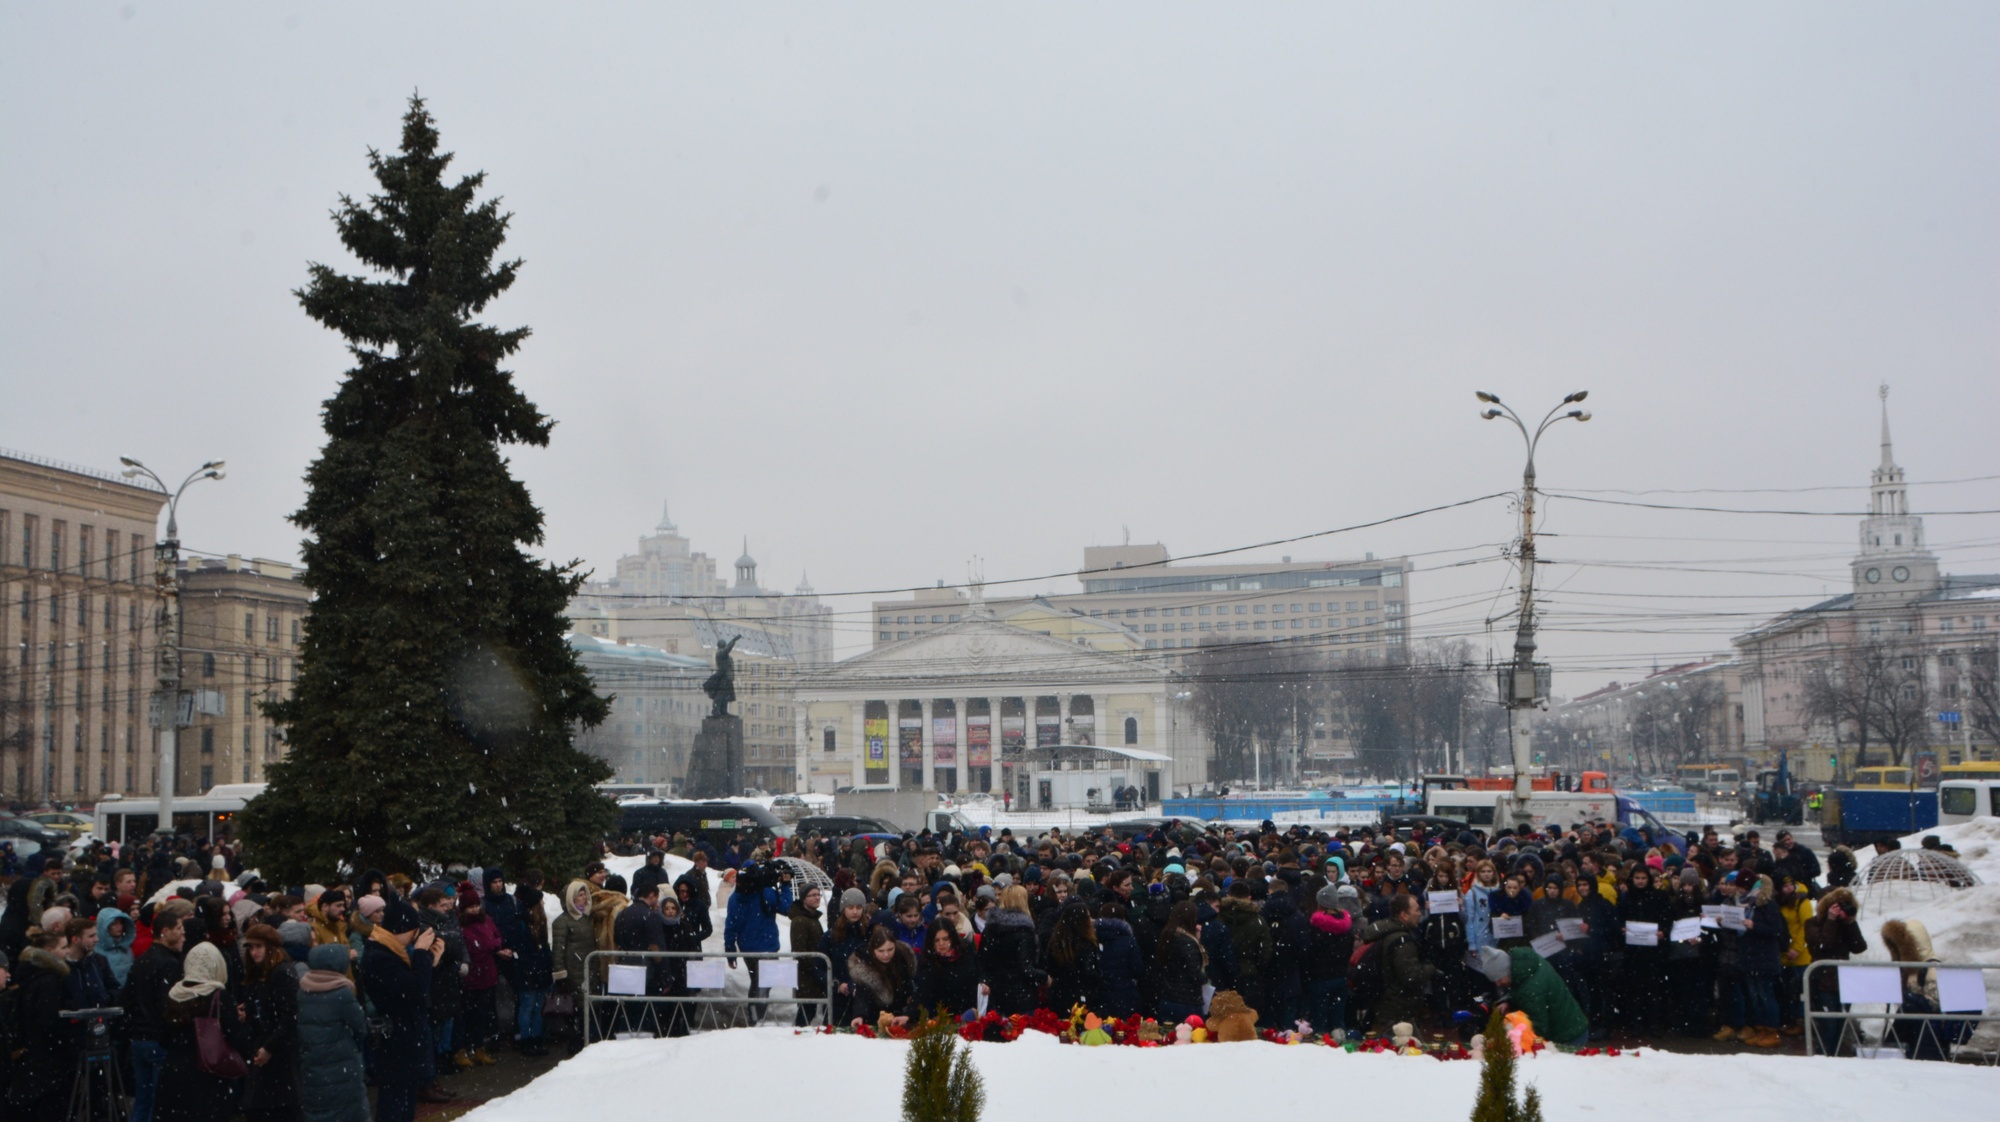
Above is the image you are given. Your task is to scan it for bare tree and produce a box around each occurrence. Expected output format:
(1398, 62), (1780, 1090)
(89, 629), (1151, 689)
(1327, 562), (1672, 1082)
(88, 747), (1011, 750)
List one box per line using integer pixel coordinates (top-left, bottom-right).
(1964, 642), (2000, 748)
(1802, 640), (1932, 768)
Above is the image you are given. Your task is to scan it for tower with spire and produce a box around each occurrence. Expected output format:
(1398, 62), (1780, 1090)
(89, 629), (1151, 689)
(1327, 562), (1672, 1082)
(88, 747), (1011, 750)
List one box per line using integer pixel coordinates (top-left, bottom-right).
(1852, 383), (1939, 604)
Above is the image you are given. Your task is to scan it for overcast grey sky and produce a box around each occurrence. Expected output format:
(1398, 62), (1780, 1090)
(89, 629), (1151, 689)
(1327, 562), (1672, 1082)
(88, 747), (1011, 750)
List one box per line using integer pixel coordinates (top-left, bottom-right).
(4, 2), (1995, 691)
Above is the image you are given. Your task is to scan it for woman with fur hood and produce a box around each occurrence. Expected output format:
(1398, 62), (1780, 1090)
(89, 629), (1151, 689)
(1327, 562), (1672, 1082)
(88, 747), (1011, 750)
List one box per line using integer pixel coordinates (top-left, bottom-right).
(4, 930), (71, 1119)
(848, 926), (917, 1030)
(1734, 874), (1786, 1048)
(1881, 917), (1971, 1060)
(549, 879), (594, 1054)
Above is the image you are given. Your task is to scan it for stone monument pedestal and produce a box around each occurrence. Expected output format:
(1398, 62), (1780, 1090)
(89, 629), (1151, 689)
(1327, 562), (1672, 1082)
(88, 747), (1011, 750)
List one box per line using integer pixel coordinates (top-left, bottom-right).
(684, 715), (744, 799)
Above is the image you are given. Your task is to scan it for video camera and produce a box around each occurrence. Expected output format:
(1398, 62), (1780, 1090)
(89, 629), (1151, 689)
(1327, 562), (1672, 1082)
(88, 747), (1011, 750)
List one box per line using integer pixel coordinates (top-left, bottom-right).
(60, 1007), (125, 1057)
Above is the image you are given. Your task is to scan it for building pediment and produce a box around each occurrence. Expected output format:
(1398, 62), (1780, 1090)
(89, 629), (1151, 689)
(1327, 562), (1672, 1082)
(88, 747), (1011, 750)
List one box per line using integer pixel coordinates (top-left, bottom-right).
(806, 617), (1170, 689)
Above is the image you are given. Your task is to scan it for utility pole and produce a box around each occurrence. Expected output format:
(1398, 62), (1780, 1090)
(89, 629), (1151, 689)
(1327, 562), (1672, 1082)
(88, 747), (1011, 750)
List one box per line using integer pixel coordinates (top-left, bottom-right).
(120, 457), (224, 837)
(1478, 391), (1592, 823)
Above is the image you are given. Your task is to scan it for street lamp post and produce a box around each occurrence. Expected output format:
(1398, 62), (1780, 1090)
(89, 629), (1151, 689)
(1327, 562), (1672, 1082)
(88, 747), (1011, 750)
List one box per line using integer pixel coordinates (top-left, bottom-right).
(120, 457), (225, 837)
(1478, 391), (1591, 819)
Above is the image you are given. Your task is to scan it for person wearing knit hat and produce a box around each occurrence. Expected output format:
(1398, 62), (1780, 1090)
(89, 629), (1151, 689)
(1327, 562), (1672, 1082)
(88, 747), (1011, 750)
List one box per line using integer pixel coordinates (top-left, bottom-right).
(361, 891), (442, 1122)
(840, 887), (868, 912)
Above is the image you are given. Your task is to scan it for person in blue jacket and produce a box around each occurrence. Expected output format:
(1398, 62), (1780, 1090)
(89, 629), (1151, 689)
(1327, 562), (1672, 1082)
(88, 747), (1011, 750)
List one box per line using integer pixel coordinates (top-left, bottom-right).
(724, 860), (794, 1023)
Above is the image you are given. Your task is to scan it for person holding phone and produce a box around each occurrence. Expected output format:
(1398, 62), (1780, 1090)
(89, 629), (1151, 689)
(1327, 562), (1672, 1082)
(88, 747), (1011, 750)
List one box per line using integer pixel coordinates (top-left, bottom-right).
(361, 896), (445, 1122)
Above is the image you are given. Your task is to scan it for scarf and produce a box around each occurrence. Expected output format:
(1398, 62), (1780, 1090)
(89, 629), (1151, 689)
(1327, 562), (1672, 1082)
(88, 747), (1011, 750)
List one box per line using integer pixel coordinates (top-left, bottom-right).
(369, 921), (411, 965)
(168, 941), (228, 1003)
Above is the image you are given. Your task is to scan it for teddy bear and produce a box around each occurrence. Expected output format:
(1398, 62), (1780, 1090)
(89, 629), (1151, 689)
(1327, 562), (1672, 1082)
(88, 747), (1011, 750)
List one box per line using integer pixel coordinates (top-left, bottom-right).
(1206, 990), (1261, 1043)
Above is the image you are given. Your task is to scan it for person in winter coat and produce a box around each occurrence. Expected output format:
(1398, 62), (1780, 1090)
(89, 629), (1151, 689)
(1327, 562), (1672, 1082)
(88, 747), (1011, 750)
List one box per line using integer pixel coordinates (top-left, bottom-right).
(295, 943), (369, 1122)
(723, 860), (794, 1019)
(1044, 900), (1103, 1014)
(1216, 882), (1272, 1018)
(1304, 883), (1357, 1036)
(1463, 861), (1501, 950)
(1477, 945), (1589, 1048)
(825, 888), (876, 1025)
(238, 924), (301, 1122)
(1360, 893), (1434, 1035)
(1616, 865), (1673, 1031)
(61, 914), (120, 1012)
(1775, 876), (1815, 1035)
(480, 869), (528, 985)
(156, 940), (252, 1122)
(848, 926), (917, 1030)
(1151, 900), (1210, 1024)
(978, 886), (1045, 1016)
(360, 897), (444, 1122)
(1416, 870), (1470, 1021)
(914, 919), (982, 1019)
(1260, 887), (1310, 1029)
(547, 879), (594, 1055)
(455, 883), (505, 1065)
(789, 886), (828, 1024)
(1802, 886), (1864, 1055)
(413, 886), (466, 1077)
(1195, 896), (1239, 994)
(1881, 917), (1969, 1061)
(1663, 871), (1716, 1037)
(4, 931), (72, 1119)
(94, 905), (137, 988)
(514, 890), (555, 1054)
(1734, 874), (1786, 1048)
(1094, 901), (1146, 1019)
(123, 907), (188, 1122)
(655, 893), (710, 1036)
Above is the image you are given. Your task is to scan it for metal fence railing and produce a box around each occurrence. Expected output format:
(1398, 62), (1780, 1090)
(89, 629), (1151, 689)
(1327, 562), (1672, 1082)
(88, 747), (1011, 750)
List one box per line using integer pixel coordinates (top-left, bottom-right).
(1802, 959), (1998, 1063)
(580, 950), (834, 1044)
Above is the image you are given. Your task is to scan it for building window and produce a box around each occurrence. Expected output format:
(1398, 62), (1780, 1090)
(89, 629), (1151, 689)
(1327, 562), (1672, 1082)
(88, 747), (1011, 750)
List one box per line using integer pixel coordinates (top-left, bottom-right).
(1198, 607), (1210, 615)
(1235, 606), (1247, 615)
(1144, 608), (1157, 617)
(1123, 716), (1139, 745)
(200, 765), (214, 790)
(1143, 624), (1156, 633)
(291, 618), (301, 645)
(1180, 607), (1193, 616)
(200, 728), (214, 754)
(1254, 621), (1266, 630)
(1144, 640), (1157, 649)
(823, 726), (837, 752)
(879, 631), (891, 640)
(267, 615), (279, 642)
(202, 653), (216, 678)
(897, 631), (909, 640)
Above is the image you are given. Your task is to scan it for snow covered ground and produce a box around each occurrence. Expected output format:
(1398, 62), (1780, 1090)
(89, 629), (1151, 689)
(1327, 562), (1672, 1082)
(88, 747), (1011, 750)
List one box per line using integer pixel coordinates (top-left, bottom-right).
(461, 1025), (2000, 1122)
(1850, 816), (2000, 1026)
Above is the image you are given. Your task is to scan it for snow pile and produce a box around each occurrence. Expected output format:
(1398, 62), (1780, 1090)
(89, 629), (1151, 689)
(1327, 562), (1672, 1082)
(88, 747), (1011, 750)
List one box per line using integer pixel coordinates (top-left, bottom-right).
(1851, 816), (2000, 1016)
(462, 1026), (2000, 1122)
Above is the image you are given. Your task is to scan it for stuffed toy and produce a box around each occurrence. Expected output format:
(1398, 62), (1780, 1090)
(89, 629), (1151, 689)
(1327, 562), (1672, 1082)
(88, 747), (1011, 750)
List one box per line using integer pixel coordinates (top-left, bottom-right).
(1207, 990), (1260, 1043)
(1079, 1013), (1112, 1046)
(1504, 1011), (1539, 1056)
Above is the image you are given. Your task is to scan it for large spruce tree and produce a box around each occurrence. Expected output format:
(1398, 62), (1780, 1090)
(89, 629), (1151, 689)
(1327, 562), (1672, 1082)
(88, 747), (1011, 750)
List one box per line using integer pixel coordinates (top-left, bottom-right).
(240, 97), (612, 881)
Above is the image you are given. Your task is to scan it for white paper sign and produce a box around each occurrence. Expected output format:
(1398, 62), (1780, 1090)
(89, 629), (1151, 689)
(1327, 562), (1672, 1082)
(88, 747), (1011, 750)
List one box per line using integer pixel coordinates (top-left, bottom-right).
(685, 959), (727, 990)
(1201, 984), (1216, 1012)
(1836, 965), (1903, 1005)
(1719, 905), (1746, 932)
(976, 989), (989, 1018)
(759, 959), (800, 990)
(606, 963), (647, 996)
(1555, 918), (1586, 941)
(1492, 916), (1524, 940)
(1624, 921), (1659, 947)
(1427, 891), (1460, 915)
(1936, 968), (1988, 1014)
(1670, 917), (1703, 942)
(1700, 904), (1724, 919)
(1531, 931), (1567, 959)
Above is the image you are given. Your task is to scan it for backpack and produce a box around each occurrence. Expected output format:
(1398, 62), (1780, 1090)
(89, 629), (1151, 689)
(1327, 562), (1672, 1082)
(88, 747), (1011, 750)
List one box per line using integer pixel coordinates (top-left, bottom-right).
(1349, 930), (1408, 1010)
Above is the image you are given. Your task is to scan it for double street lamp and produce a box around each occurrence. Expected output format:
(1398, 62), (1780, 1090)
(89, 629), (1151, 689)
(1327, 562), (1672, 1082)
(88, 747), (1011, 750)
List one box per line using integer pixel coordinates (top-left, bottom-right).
(1477, 391), (1590, 807)
(120, 457), (225, 837)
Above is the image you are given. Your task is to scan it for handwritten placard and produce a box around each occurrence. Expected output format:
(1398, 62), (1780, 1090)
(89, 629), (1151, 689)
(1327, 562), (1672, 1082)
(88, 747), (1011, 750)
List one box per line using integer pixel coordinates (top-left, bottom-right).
(1669, 917), (1703, 942)
(1531, 931), (1567, 958)
(1555, 918), (1586, 941)
(1492, 916), (1524, 940)
(1718, 905), (1746, 932)
(759, 959), (799, 990)
(1427, 891), (1460, 915)
(1624, 921), (1659, 947)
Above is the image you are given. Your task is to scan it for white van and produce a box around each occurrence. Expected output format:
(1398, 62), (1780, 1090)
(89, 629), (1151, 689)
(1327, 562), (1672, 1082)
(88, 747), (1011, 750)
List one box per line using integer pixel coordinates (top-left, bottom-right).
(1937, 780), (2000, 826)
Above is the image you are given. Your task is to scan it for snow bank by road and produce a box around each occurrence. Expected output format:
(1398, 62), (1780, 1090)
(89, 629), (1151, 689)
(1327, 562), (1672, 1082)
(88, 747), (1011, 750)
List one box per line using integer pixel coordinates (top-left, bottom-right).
(462, 1026), (2000, 1122)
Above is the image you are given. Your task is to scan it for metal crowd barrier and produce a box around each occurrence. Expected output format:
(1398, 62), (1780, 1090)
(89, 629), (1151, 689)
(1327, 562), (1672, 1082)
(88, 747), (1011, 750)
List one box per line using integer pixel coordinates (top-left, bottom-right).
(1801, 959), (1999, 1063)
(581, 950), (834, 1044)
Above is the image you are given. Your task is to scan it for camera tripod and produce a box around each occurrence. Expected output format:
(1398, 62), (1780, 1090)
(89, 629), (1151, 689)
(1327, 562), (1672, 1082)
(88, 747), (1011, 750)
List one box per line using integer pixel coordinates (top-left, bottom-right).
(61, 1008), (127, 1122)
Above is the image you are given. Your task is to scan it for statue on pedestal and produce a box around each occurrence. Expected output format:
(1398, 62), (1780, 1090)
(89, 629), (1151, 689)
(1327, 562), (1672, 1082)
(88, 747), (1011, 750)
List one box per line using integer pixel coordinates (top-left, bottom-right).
(702, 635), (739, 719)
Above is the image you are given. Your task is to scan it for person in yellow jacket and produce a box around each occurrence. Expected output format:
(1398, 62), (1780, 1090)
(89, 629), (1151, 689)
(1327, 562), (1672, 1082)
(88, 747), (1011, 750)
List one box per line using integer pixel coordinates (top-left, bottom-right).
(1579, 853), (1620, 905)
(1776, 876), (1815, 1036)
(309, 887), (353, 950)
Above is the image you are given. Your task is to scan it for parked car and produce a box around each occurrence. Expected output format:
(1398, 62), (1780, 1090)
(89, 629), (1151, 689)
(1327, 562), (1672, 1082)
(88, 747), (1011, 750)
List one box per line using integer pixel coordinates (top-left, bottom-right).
(26, 811), (95, 838)
(796, 814), (901, 837)
(0, 815), (68, 854)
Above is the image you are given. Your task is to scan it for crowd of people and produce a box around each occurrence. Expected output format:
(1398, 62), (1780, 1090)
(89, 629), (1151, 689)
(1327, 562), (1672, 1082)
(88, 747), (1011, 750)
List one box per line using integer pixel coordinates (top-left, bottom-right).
(0, 813), (1968, 1122)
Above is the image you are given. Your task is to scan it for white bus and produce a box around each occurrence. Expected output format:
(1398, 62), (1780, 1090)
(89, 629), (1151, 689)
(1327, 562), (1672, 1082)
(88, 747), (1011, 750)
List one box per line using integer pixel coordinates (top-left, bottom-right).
(94, 783), (266, 844)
